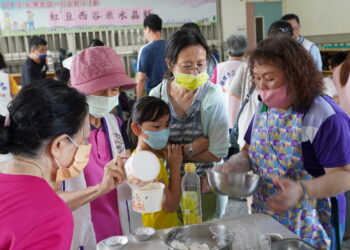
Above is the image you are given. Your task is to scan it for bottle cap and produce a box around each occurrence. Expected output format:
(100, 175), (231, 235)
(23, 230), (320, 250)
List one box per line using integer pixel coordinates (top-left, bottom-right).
(184, 163), (196, 173)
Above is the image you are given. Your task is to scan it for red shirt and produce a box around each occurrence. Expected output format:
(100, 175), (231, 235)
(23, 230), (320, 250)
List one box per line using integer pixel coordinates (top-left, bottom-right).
(0, 173), (73, 250)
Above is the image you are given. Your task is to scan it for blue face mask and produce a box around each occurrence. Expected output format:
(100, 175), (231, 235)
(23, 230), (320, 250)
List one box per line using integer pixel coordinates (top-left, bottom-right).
(139, 125), (170, 150)
(39, 54), (47, 61)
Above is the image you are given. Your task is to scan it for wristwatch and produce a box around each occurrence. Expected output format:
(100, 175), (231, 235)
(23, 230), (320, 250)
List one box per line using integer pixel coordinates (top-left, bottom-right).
(186, 143), (194, 157)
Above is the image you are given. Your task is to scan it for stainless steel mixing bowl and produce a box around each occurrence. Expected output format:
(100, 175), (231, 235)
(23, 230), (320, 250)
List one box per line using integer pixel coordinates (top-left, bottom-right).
(206, 170), (259, 198)
(164, 223), (233, 250)
(271, 238), (317, 250)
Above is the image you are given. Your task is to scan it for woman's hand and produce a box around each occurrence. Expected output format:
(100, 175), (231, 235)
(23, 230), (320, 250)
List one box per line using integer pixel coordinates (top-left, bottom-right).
(163, 144), (183, 173)
(213, 161), (235, 173)
(267, 177), (303, 213)
(214, 144), (251, 173)
(98, 155), (128, 195)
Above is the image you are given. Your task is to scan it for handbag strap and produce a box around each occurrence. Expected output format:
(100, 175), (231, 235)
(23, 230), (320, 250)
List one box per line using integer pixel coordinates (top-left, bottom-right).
(233, 85), (255, 128)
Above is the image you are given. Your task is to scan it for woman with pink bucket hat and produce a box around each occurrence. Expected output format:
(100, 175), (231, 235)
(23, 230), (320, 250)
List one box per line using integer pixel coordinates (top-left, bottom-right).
(58, 46), (141, 249)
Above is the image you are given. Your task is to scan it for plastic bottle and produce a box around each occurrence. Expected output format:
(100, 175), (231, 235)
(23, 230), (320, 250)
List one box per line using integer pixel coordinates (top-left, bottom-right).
(181, 163), (202, 225)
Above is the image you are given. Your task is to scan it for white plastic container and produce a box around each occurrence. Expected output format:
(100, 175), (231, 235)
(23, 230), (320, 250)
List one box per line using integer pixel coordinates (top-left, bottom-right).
(125, 150), (160, 187)
(96, 235), (128, 250)
(132, 182), (165, 213)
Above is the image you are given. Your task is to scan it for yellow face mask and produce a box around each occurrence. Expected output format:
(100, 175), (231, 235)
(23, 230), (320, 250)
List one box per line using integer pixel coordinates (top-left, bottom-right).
(174, 71), (209, 91)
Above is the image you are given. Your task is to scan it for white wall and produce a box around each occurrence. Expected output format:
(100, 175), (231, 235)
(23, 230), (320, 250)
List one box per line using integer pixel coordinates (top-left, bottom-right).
(284, 0), (350, 36)
(220, 0), (246, 41)
(220, 0), (350, 40)
(219, 0), (282, 41)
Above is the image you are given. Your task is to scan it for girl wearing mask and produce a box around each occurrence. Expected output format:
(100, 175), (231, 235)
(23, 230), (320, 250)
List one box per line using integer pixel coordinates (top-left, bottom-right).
(217, 35), (350, 250)
(0, 79), (124, 249)
(128, 96), (182, 229)
(60, 46), (140, 249)
(150, 29), (229, 220)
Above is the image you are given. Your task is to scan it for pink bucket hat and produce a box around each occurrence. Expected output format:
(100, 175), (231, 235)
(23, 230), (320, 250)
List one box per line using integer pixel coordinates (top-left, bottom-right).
(70, 46), (136, 95)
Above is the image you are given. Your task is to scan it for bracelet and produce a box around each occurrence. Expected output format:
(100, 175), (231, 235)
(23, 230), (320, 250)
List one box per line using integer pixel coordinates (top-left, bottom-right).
(298, 181), (309, 201)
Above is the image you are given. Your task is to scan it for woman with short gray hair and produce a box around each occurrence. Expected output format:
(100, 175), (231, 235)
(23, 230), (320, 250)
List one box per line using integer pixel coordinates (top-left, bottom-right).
(211, 34), (248, 128)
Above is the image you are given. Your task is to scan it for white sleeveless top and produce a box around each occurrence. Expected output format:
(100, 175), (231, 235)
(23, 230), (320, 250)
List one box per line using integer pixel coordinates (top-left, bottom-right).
(0, 71), (12, 116)
(0, 71), (12, 162)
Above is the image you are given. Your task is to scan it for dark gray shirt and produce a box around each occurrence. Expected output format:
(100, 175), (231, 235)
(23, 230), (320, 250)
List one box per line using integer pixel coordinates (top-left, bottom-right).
(21, 57), (47, 86)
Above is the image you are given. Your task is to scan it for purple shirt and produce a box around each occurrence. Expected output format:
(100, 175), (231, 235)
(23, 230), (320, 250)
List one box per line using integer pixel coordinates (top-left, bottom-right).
(245, 95), (350, 222)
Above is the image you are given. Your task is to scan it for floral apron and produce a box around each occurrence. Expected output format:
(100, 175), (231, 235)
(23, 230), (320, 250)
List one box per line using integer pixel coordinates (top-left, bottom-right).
(249, 105), (332, 249)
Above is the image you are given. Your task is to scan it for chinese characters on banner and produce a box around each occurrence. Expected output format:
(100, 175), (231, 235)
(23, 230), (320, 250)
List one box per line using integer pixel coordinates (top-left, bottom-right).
(2, 0), (100, 9)
(49, 7), (152, 27)
(1, 0), (216, 35)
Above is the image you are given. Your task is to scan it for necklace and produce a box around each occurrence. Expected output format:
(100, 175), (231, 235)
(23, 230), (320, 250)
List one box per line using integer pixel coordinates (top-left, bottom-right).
(13, 157), (45, 178)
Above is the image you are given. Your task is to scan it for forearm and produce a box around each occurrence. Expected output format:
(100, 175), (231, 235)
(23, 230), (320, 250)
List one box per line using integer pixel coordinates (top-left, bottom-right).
(185, 150), (221, 162)
(162, 171), (181, 212)
(57, 184), (104, 211)
(303, 168), (350, 199)
(183, 137), (209, 155)
(136, 73), (146, 99)
(192, 137), (209, 154)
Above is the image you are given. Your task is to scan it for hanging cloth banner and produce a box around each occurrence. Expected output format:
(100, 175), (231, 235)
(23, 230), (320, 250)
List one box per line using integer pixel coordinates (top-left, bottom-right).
(0, 0), (216, 36)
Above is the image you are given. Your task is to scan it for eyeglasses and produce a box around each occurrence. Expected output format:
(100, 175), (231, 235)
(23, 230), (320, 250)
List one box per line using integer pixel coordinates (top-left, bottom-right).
(176, 63), (207, 73)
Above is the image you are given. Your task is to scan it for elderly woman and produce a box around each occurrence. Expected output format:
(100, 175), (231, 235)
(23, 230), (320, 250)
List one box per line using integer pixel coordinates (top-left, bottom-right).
(210, 34), (248, 128)
(217, 35), (350, 249)
(333, 53), (350, 241)
(150, 29), (229, 220)
(57, 46), (140, 248)
(333, 53), (350, 117)
(0, 79), (120, 249)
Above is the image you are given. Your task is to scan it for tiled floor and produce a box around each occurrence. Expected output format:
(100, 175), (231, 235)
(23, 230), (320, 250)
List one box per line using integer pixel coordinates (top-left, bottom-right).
(222, 198), (350, 249)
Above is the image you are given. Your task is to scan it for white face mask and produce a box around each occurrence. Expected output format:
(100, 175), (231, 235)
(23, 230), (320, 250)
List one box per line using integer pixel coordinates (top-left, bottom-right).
(86, 94), (119, 118)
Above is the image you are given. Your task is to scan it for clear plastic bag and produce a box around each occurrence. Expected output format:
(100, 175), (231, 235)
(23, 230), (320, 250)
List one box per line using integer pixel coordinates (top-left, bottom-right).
(225, 221), (271, 250)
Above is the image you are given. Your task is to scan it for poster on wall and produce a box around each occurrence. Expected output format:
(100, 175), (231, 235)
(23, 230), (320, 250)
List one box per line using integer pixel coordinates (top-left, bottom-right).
(0, 0), (216, 36)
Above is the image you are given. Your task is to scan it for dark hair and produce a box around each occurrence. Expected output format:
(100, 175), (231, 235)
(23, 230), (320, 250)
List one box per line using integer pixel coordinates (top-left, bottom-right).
(0, 79), (88, 157)
(281, 13), (300, 24)
(226, 35), (247, 57)
(165, 29), (210, 79)
(89, 39), (104, 47)
(0, 53), (7, 70)
(268, 20), (293, 37)
(181, 22), (201, 34)
(248, 35), (323, 111)
(330, 51), (348, 68)
(339, 53), (350, 87)
(127, 96), (170, 151)
(54, 48), (71, 70)
(55, 67), (70, 84)
(143, 14), (162, 32)
(29, 36), (47, 51)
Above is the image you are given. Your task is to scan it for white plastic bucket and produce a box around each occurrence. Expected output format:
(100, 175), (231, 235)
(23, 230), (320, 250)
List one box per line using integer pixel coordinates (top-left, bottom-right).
(132, 182), (165, 213)
(125, 150), (160, 187)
